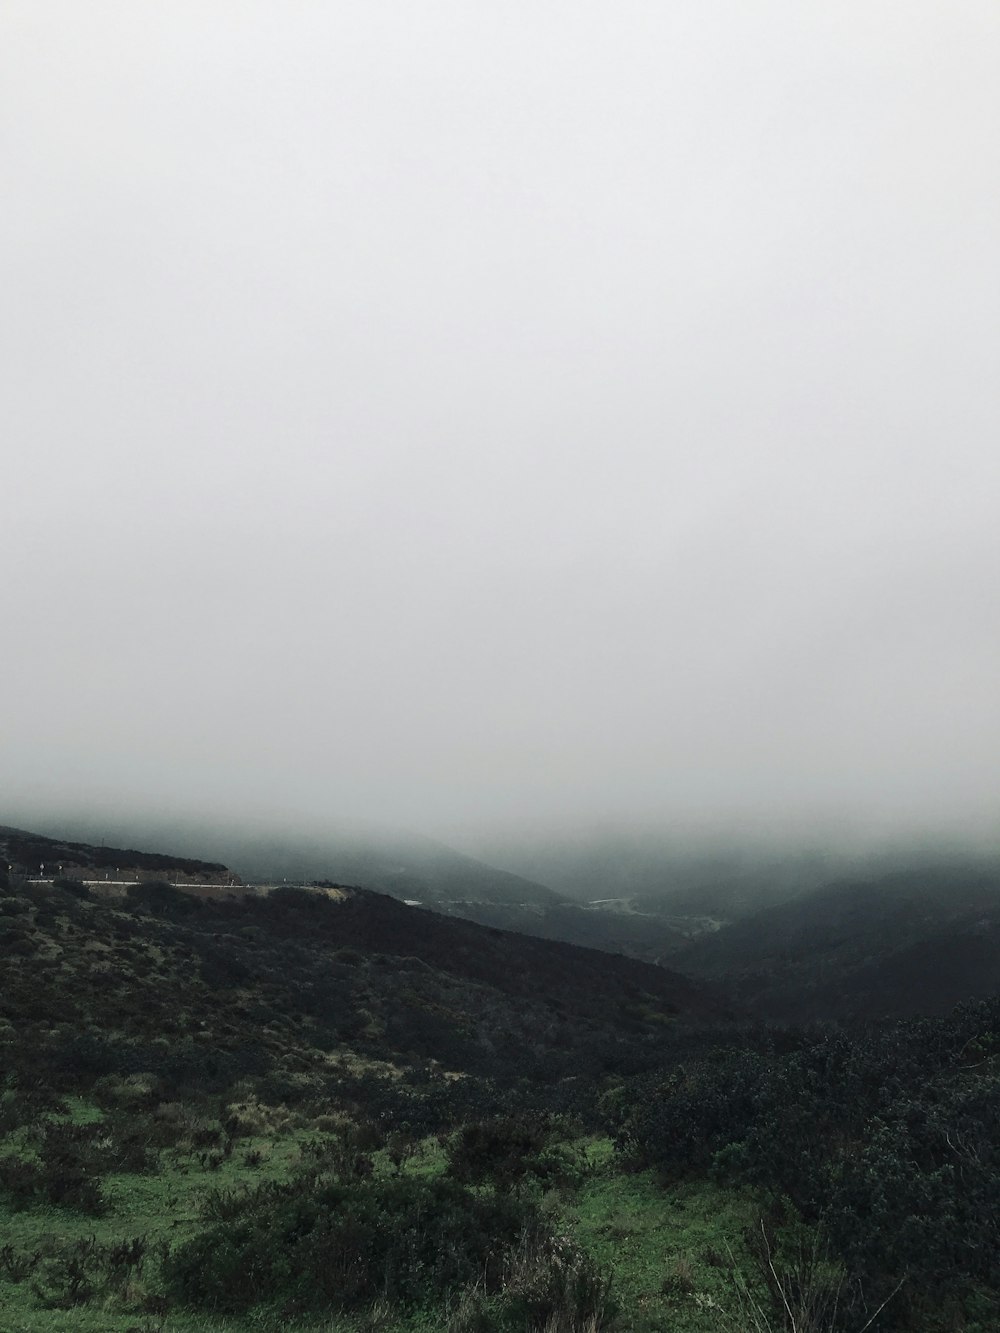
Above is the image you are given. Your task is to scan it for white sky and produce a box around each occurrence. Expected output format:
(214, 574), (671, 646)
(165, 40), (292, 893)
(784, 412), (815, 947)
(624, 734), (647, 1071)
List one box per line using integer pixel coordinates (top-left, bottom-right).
(2, 2), (999, 844)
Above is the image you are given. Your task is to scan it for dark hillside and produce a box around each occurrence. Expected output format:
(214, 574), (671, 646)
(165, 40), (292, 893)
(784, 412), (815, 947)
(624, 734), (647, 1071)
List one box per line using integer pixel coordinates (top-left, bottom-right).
(431, 898), (689, 966)
(0, 873), (728, 1128)
(677, 863), (1000, 1020)
(0, 824), (231, 881)
(20, 819), (746, 964)
(3, 865), (732, 1328)
(270, 887), (726, 1024)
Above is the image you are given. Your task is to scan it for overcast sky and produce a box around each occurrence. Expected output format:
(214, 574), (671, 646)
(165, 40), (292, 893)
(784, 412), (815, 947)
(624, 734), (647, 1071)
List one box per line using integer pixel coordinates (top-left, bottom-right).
(2, 3), (999, 847)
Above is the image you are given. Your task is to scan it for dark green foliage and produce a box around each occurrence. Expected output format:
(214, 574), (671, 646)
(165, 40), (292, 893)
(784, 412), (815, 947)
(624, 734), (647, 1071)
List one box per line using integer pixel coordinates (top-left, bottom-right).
(448, 1114), (585, 1193)
(32, 1250), (97, 1307)
(0, 1156), (48, 1210)
(449, 1227), (617, 1332)
(823, 1076), (1000, 1302)
(499, 1229), (616, 1332)
(9, 821), (1000, 1332)
(29, 1235), (150, 1309)
(0, 1151), (106, 1214)
(0, 1242), (42, 1283)
(197, 941), (252, 987)
(164, 1174), (539, 1314)
(0, 918), (37, 954)
(263, 884), (332, 914)
(617, 1000), (1000, 1323)
(0, 1113), (156, 1215)
(724, 1211), (866, 1333)
(198, 1181), (285, 1222)
(0, 871), (708, 1153)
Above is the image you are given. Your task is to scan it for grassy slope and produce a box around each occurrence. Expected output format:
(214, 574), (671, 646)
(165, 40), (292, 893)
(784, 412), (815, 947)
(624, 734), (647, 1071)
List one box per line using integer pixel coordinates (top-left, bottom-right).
(0, 1115), (757, 1333)
(564, 1142), (755, 1333)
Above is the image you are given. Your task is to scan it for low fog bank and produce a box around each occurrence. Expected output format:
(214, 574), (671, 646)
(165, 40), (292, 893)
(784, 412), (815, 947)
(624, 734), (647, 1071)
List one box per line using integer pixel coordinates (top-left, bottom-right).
(6, 795), (999, 918)
(458, 820), (1000, 911)
(4, 4), (998, 909)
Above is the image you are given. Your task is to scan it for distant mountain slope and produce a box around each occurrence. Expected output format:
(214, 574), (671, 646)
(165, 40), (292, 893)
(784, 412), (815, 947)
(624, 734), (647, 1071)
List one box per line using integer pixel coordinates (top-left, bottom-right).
(468, 832), (842, 920)
(676, 862), (1000, 1020)
(0, 824), (234, 883)
(221, 829), (563, 908)
(437, 898), (689, 966)
(22, 817), (560, 909)
(0, 870), (730, 1115)
(1, 819), (730, 969)
(201, 824), (706, 967)
(324, 888), (727, 1023)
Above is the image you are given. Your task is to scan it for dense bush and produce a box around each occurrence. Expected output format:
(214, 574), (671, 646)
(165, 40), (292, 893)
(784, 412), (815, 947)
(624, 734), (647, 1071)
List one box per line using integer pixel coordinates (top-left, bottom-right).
(0, 1149), (106, 1215)
(448, 1114), (586, 1194)
(164, 1174), (539, 1314)
(28, 1234), (149, 1309)
(0, 1110), (160, 1217)
(615, 1000), (1000, 1324)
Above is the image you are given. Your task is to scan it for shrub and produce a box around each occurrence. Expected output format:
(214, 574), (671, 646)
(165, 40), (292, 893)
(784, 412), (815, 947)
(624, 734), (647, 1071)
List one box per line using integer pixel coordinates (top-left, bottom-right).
(0, 1242), (42, 1283)
(494, 1227), (616, 1331)
(165, 1175), (539, 1314)
(446, 1227), (616, 1332)
(28, 1235), (149, 1309)
(616, 1004), (1000, 1323)
(449, 1115), (586, 1194)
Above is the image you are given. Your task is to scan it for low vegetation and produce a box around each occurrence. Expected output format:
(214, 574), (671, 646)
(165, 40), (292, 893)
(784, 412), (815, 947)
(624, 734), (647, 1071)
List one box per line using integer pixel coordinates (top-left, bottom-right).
(2, 841), (1000, 1330)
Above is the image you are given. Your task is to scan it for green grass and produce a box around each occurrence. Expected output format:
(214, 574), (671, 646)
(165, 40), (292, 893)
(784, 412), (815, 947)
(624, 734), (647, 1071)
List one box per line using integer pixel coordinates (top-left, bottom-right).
(59, 1098), (104, 1127)
(0, 1111), (757, 1332)
(0, 1099), (475, 1333)
(0, 1100), (355, 1331)
(554, 1138), (756, 1332)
